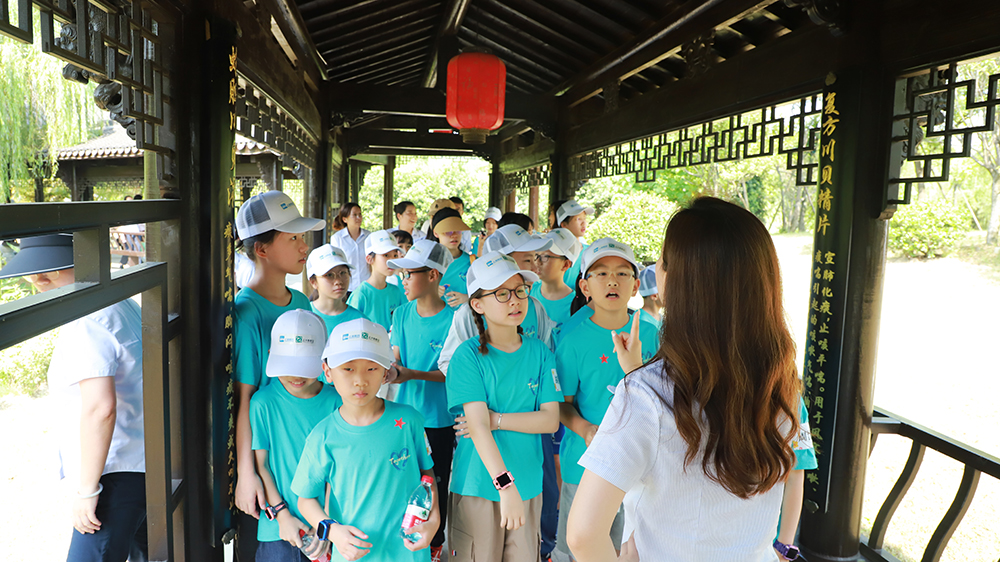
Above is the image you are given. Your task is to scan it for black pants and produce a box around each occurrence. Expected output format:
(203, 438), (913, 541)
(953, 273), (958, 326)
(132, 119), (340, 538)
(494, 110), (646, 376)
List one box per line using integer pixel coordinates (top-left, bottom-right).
(66, 472), (148, 562)
(235, 511), (259, 562)
(425, 426), (456, 548)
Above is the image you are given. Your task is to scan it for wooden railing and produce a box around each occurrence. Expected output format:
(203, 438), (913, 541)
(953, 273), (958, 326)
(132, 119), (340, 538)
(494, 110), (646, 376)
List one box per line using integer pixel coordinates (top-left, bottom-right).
(860, 408), (1000, 562)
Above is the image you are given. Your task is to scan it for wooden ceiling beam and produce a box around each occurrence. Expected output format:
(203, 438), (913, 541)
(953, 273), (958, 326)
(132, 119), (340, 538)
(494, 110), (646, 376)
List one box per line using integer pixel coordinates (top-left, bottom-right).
(326, 82), (556, 124)
(347, 128), (496, 153)
(420, 0), (473, 88)
(553, 0), (773, 106)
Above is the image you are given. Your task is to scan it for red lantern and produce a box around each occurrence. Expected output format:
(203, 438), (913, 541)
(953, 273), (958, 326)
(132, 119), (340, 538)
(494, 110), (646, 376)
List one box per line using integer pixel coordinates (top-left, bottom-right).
(446, 53), (506, 144)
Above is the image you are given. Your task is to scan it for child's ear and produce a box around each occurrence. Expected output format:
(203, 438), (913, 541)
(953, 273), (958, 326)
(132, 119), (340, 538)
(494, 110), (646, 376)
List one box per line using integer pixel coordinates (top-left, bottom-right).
(469, 298), (485, 314)
(322, 362), (334, 384)
(365, 254), (375, 265)
(630, 278), (640, 297)
(309, 276), (318, 289)
(561, 259), (572, 273)
(254, 241), (268, 261)
(580, 277), (593, 299)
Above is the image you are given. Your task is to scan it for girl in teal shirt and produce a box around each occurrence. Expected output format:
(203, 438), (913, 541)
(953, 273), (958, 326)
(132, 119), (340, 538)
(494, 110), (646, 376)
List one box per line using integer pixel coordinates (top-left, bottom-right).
(346, 230), (407, 331)
(447, 252), (561, 562)
(307, 244), (367, 334)
(432, 208), (474, 309)
(232, 191), (325, 545)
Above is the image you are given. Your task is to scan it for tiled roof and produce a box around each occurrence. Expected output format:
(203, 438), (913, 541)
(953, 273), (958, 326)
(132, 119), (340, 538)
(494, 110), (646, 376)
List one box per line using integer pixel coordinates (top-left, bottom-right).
(57, 124), (275, 160)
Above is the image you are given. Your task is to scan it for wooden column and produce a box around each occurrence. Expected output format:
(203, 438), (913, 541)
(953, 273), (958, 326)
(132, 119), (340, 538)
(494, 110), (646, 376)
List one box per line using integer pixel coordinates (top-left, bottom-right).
(505, 189), (516, 213)
(383, 155), (395, 229)
(797, 32), (892, 562)
(528, 184), (539, 228)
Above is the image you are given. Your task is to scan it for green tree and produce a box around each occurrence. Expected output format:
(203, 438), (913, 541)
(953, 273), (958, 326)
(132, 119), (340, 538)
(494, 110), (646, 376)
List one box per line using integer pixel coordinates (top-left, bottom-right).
(0, 15), (100, 203)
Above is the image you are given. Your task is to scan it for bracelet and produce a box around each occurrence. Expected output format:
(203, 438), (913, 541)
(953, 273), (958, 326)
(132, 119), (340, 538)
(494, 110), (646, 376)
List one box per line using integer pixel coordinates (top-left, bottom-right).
(497, 413), (503, 430)
(77, 483), (103, 499)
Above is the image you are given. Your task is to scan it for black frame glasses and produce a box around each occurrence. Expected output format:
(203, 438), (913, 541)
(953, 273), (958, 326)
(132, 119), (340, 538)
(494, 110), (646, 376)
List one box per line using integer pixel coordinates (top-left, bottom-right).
(401, 268), (432, 280)
(479, 283), (531, 303)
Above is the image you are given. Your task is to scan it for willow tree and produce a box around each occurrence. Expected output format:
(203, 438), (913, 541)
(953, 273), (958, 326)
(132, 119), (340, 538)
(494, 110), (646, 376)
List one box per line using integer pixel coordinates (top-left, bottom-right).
(0, 15), (100, 203)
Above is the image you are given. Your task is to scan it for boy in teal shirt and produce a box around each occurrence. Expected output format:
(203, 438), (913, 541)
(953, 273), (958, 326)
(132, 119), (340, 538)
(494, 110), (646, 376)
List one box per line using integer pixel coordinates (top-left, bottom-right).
(530, 228), (582, 338)
(345, 230), (407, 331)
(386, 240), (456, 561)
(636, 266), (663, 331)
(554, 238), (659, 559)
(293, 319), (439, 562)
(251, 309), (342, 560)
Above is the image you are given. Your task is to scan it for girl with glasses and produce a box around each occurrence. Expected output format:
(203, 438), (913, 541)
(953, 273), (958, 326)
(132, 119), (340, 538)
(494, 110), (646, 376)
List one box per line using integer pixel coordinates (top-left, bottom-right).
(446, 252), (561, 562)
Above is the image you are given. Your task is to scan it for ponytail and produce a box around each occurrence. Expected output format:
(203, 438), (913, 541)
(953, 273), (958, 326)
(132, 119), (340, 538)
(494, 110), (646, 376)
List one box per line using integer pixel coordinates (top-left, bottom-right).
(333, 202), (361, 230)
(472, 307), (491, 355)
(569, 270), (589, 314)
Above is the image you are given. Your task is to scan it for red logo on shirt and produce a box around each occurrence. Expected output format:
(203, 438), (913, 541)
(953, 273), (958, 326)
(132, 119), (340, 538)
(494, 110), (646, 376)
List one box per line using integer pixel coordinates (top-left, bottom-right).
(395, 418), (406, 428)
(600, 354), (608, 364)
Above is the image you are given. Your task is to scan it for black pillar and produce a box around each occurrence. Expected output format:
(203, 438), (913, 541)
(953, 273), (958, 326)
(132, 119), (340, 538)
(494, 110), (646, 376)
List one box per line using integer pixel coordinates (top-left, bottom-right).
(383, 155), (395, 230)
(798, 32), (893, 562)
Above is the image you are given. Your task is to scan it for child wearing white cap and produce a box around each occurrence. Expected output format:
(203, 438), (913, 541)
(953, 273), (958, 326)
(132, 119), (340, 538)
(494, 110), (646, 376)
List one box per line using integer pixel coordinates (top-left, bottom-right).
(346, 230), (408, 332)
(292, 319), (439, 562)
(530, 228), (582, 331)
(552, 237), (660, 560)
(471, 206), (502, 257)
(250, 310), (342, 561)
(552, 199), (594, 288)
(232, 190), (325, 539)
(446, 252), (561, 562)
(385, 240), (457, 560)
(637, 266), (663, 331)
(436, 225), (560, 377)
(307, 244), (368, 334)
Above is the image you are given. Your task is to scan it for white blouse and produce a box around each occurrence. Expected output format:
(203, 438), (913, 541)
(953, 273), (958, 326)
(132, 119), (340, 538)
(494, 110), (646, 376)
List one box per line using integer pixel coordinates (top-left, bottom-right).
(331, 227), (371, 291)
(580, 360), (784, 562)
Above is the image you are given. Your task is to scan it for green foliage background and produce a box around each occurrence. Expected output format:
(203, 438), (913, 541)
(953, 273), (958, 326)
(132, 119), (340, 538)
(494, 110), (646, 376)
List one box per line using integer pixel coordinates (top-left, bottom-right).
(888, 200), (971, 258)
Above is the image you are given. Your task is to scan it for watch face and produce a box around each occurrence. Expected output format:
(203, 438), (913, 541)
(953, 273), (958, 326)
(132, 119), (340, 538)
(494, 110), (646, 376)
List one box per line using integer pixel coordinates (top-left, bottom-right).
(496, 472), (513, 487)
(316, 520), (331, 541)
(263, 507), (275, 521)
(786, 546), (800, 559)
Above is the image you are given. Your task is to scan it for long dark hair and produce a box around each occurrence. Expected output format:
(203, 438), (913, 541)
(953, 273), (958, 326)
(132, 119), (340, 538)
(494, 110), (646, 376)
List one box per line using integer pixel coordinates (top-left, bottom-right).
(648, 196), (798, 499)
(333, 202), (361, 230)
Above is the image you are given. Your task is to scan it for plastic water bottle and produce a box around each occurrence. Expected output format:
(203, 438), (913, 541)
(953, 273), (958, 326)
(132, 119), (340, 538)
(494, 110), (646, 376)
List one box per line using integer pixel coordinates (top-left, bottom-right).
(400, 474), (434, 543)
(299, 529), (331, 562)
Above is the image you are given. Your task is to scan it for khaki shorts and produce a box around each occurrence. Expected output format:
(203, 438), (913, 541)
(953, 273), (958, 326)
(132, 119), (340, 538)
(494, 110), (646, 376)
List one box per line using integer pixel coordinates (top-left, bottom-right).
(448, 491), (543, 562)
(556, 481), (624, 556)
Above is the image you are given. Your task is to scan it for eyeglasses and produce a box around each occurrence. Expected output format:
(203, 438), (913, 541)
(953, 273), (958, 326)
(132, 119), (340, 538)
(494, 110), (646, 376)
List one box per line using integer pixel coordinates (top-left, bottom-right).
(401, 268), (431, 280)
(321, 270), (351, 280)
(442, 231), (461, 237)
(480, 284), (531, 303)
(534, 255), (567, 265)
(585, 270), (635, 282)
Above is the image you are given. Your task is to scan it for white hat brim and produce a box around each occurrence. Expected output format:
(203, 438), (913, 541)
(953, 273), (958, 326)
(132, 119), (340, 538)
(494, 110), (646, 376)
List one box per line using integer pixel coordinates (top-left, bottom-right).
(266, 353), (324, 378)
(512, 238), (553, 253)
(322, 350), (393, 370)
(472, 269), (540, 295)
(275, 216), (326, 234)
(387, 256), (447, 274)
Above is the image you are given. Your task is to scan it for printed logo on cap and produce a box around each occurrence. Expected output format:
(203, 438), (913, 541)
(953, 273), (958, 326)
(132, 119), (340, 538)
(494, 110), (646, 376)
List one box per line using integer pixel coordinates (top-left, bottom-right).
(341, 330), (381, 343)
(278, 334), (316, 344)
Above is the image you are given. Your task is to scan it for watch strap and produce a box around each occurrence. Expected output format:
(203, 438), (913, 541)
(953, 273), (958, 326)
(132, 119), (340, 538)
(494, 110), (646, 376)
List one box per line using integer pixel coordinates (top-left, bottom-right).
(492, 470), (514, 490)
(773, 540), (799, 560)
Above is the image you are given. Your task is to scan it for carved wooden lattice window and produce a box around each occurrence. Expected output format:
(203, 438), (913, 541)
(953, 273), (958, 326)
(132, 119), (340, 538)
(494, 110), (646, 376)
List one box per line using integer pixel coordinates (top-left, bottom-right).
(0, 0), (170, 153)
(235, 78), (318, 170)
(568, 95), (824, 187)
(887, 57), (1000, 205)
(501, 164), (550, 197)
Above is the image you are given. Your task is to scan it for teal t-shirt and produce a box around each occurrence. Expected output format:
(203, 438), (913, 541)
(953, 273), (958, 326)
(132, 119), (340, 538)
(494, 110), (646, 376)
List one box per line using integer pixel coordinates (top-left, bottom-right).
(638, 308), (662, 332)
(346, 281), (407, 332)
(440, 252), (473, 303)
(250, 381), (342, 542)
(311, 303), (368, 335)
(552, 305), (594, 349)
(471, 236), (480, 256)
(562, 242), (588, 288)
(291, 401), (434, 562)
(794, 397), (818, 470)
(234, 287), (313, 388)
(390, 300), (455, 428)
(446, 336), (562, 501)
(555, 313), (659, 485)
(530, 283), (574, 330)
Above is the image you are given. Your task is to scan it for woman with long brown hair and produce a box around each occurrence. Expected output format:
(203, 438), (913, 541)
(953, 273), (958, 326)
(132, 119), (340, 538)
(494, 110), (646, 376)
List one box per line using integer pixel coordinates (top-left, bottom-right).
(565, 197), (801, 562)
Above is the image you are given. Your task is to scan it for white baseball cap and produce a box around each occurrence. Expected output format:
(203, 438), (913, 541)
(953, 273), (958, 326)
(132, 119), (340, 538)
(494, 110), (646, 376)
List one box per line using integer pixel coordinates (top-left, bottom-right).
(365, 230), (404, 255)
(483, 224), (553, 255)
(484, 207), (502, 222)
(266, 309), (327, 378)
(542, 228), (582, 264)
(467, 251), (539, 296)
(555, 199), (595, 225)
(323, 318), (394, 370)
(638, 266), (659, 297)
(580, 237), (639, 276)
(236, 191), (325, 240)
(307, 244), (352, 278)
(387, 239), (454, 274)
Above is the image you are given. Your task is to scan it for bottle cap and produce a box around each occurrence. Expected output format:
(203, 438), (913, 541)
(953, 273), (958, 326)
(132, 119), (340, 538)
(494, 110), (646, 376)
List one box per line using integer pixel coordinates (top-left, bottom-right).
(421, 475), (434, 484)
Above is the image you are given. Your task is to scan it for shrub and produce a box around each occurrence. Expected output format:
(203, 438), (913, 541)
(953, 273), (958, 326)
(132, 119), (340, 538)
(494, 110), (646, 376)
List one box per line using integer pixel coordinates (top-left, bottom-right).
(586, 191), (678, 263)
(888, 200), (971, 258)
(0, 328), (57, 396)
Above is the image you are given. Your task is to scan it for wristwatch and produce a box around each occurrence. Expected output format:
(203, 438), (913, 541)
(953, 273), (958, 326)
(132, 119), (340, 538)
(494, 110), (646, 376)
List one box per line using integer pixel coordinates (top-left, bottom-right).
(316, 519), (339, 541)
(773, 540), (800, 561)
(263, 501), (287, 521)
(492, 470), (514, 491)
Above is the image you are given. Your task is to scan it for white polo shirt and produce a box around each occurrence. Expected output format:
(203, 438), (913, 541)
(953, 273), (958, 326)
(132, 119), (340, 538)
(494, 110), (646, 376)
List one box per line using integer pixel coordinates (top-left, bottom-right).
(48, 299), (145, 481)
(331, 227), (371, 291)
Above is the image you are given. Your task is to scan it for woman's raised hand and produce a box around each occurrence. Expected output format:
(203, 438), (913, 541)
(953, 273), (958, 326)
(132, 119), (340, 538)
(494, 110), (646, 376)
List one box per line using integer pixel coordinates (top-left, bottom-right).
(611, 312), (644, 374)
